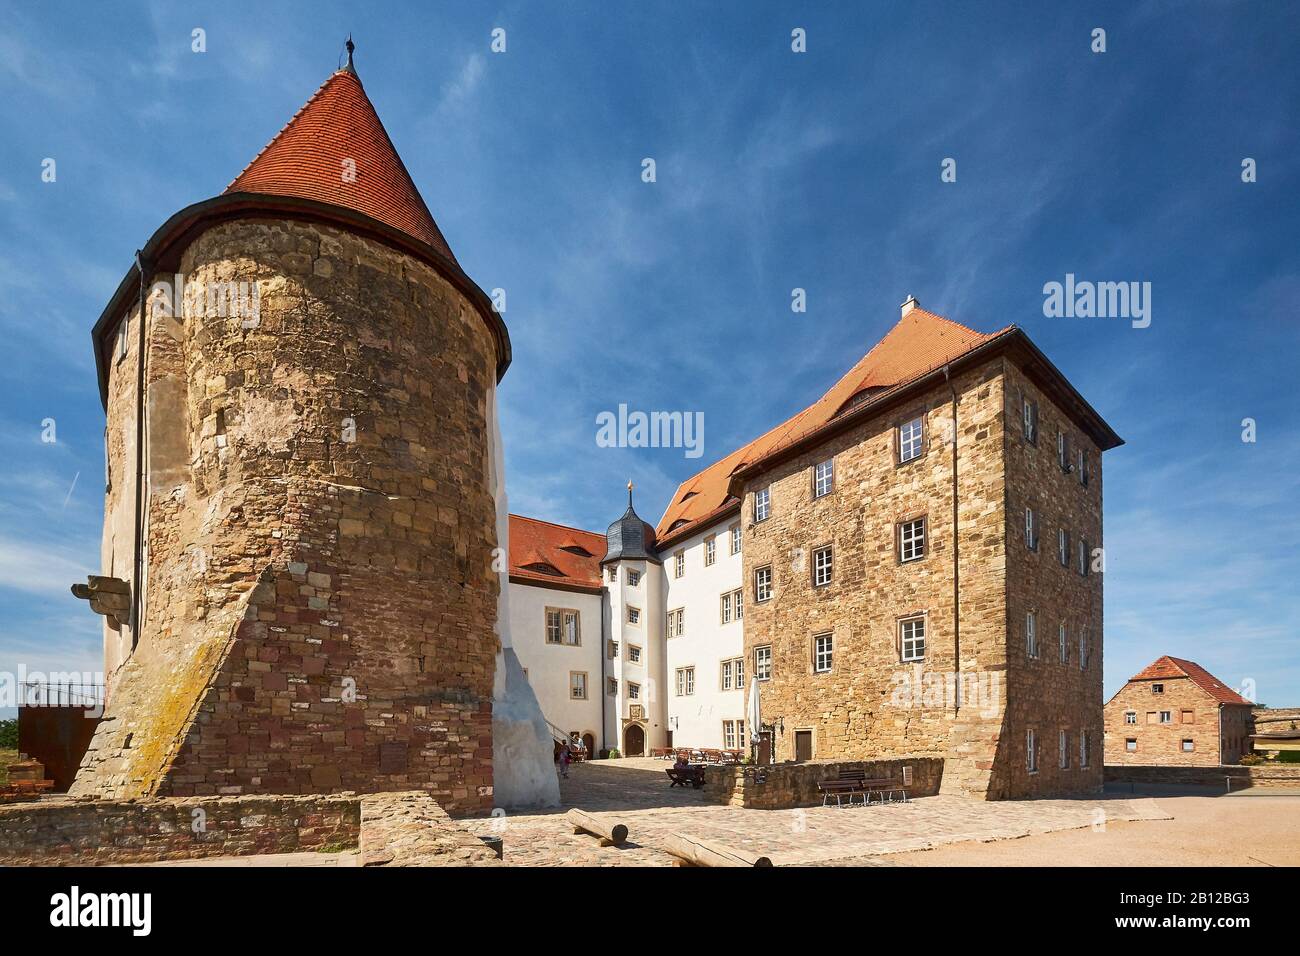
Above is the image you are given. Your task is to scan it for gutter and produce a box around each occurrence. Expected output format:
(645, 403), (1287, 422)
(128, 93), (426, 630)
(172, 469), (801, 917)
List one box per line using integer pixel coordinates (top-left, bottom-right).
(130, 251), (150, 649)
(943, 364), (961, 714)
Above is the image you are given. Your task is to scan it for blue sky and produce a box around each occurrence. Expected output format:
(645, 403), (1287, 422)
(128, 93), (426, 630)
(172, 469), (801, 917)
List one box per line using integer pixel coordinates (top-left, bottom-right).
(0, 0), (1296, 718)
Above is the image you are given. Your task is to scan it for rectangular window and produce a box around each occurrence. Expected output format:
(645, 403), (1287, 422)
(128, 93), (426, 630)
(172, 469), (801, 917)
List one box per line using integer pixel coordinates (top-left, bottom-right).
(1181, 710), (1194, 724)
(1078, 539), (1089, 576)
(1059, 729), (1069, 769)
(704, 535), (716, 566)
(1078, 448), (1089, 487)
(1124, 711), (1136, 725)
(546, 608), (581, 645)
(899, 616), (926, 662)
(754, 487), (770, 522)
(607, 640), (619, 659)
(116, 317), (130, 362)
(1022, 397), (1038, 443)
(813, 633), (833, 673)
(720, 591), (733, 624)
(755, 565), (773, 603)
(1182, 739), (1194, 752)
(1058, 528), (1070, 567)
(674, 550), (684, 578)
(723, 720), (737, 750)
(812, 545), (833, 587)
(733, 588), (743, 620)
(1125, 738), (1137, 752)
(754, 645), (772, 681)
(1159, 711), (1172, 724)
(730, 523), (742, 555)
(898, 416), (924, 463)
(607, 566), (617, 583)
(570, 672), (587, 700)
(1059, 622), (1069, 664)
(721, 660), (733, 691)
(1079, 629), (1089, 670)
(675, 667), (695, 697)
(627, 569), (641, 586)
(813, 458), (834, 498)
(628, 682), (640, 700)
(1027, 729), (1038, 773)
(1152, 683), (1164, 694)
(1057, 430), (1071, 472)
(626, 606), (640, 625)
(1025, 508), (1038, 551)
(736, 719), (745, 750)
(667, 607), (684, 638)
(1080, 731), (1091, 768)
(628, 644), (642, 664)
(899, 517), (926, 562)
(607, 677), (618, 696)
(735, 656), (744, 687)
(1026, 611), (1038, 659)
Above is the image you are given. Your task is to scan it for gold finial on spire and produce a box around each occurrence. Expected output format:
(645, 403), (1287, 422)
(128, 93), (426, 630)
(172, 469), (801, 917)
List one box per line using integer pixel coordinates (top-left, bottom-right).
(626, 480), (634, 507)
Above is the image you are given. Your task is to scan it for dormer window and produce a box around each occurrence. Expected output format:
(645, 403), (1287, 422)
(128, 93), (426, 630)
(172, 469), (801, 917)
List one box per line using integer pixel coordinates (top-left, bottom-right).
(559, 544), (592, 557)
(522, 562), (563, 577)
(668, 519), (689, 532)
(680, 491), (698, 503)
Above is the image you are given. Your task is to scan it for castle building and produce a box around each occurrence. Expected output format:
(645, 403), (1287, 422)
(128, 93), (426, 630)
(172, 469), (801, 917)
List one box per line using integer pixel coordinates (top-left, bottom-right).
(71, 50), (558, 813)
(1103, 656), (1253, 766)
(512, 300), (1122, 797)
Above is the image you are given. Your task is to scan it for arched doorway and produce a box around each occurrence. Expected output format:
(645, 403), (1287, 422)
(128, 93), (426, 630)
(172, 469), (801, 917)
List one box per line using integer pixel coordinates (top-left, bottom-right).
(582, 732), (595, 760)
(624, 723), (645, 757)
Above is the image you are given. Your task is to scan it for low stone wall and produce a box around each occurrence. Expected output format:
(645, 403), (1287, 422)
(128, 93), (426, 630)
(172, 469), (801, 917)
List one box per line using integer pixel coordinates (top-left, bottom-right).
(0, 790), (503, 866)
(359, 791), (501, 866)
(0, 794), (358, 865)
(704, 757), (944, 809)
(1105, 764), (1300, 790)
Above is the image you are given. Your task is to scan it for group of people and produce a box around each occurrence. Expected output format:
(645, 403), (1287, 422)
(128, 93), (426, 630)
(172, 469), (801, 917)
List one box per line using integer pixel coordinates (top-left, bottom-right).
(555, 737), (585, 778)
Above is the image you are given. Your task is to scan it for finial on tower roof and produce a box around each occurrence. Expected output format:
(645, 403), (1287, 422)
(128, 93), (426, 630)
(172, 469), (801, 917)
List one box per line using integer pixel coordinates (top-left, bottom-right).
(627, 480), (634, 507)
(343, 34), (356, 74)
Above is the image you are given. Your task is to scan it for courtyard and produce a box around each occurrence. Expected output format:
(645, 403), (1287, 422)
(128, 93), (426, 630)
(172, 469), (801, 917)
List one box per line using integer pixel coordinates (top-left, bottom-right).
(455, 758), (1300, 867)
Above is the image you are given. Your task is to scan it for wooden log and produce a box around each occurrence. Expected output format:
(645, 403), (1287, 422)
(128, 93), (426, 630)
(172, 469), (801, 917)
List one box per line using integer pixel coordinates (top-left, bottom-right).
(663, 833), (773, 867)
(566, 808), (629, 847)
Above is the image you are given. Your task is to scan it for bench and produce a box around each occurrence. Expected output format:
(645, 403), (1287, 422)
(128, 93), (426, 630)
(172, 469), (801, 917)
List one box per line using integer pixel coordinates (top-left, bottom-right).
(650, 748), (674, 759)
(666, 766), (706, 789)
(817, 771), (908, 806)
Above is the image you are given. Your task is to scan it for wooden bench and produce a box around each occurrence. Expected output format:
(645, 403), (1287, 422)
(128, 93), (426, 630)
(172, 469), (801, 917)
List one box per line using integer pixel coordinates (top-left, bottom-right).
(818, 771), (907, 806)
(666, 766), (706, 789)
(650, 748), (674, 759)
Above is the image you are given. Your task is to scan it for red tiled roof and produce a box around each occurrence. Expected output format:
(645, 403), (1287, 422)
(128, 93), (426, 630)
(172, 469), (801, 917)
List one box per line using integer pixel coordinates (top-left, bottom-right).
(225, 69), (457, 262)
(1130, 656), (1252, 706)
(655, 308), (1010, 542)
(508, 514), (605, 591)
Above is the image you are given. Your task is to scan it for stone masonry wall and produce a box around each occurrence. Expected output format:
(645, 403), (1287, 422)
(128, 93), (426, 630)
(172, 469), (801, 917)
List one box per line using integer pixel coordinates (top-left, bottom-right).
(704, 756), (944, 808)
(741, 364), (1009, 795)
(1105, 763), (1300, 790)
(74, 218), (500, 814)
(1103, 677), (1246, 766)
(1001, 362), (1105, 797)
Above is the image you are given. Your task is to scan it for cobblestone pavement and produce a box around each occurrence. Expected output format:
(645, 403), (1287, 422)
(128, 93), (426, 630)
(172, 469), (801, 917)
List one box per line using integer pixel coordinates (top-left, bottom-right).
(464, 758), (1172, 867)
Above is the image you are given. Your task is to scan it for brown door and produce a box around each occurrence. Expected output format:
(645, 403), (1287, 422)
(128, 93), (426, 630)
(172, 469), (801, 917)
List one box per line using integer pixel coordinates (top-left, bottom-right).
(582, 733), (595, 760)
(794, 730), (813, 762)
(665, 729), (673, 749)
(624, 723), (645, 757)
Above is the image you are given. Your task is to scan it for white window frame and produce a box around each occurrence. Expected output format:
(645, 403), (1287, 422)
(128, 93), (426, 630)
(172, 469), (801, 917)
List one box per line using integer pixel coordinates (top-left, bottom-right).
(1079, 629), (1088, 670)
(1022, 397), (1037, 443)
(1027, 728), (1038, 773)
(1058, 528), (1070, 567)
(812, 545), (833, 587)
(754, 645), (772, 681)
(628, 644), (642, 664)
(667, 607), (684, 638)
(733, 589), (743, 620)
(673, 550), (684, 578)
(1026, 611), (1038, 659)
(898, 416), (924, 463)
(813, 633), (833, 673)
(899, 615), (926, 662)
(627, 568), (641, 587)
(1059, 622), (1069, 664)
(1059, 729), (1069, 769)
(704, 535), (716, 566)
(569, 671), (588, 700)
(720, 591), (733, 624)
(1182, 739), (1194, 752)
(1080, 731), (1091, 767)
(813, 458), (834, 498)
(1124, 711), (1136, 725)
(1159, 711), (1172, 724)
(626, 605), (641, 625)
(755, 565), (773, 603)
(1025, 508), (1038, 551)
(1078, 538), (1088, 576)
(628, 681), (641, 700)
(754, 487), (770, 522)
(1125, 738), (1137, 752)
(730, 523), (742, 555)
(899, 517), (926, 562)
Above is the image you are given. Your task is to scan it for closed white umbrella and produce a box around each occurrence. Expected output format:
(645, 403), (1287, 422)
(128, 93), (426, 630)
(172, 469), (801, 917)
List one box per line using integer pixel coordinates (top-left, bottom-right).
(747, 677), (761, 758)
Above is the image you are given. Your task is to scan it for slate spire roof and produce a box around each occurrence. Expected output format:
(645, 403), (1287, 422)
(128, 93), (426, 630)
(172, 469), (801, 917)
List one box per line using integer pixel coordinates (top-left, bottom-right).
(225, 60), (457, 262)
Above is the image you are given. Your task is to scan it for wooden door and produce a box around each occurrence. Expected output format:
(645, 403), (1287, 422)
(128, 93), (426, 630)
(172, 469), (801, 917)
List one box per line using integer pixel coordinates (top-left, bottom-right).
(794, 730), (813, 762)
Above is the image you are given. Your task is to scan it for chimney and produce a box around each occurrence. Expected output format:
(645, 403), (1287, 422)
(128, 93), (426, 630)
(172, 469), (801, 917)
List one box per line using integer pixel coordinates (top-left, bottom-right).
(900, 294), (919, 317)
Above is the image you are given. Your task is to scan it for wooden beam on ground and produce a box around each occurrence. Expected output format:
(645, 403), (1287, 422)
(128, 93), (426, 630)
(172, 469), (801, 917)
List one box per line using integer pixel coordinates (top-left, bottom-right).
(566, 808), (629, 847)
(663, 833), (773, 867)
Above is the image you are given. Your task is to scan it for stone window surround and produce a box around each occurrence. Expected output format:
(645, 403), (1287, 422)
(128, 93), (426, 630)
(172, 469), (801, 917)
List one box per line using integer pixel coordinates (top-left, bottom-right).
(673, 550), (685, 578)
(1059, 621), (1069, 664)
(628, 643), (642, 663)
(545, 606), (581, 646)
(1059, 728), (1070, 769)
(722, 719), (746, 750)
(675, 666), (695, 696)
(811, 544), (833, 588)
(813, 457), (834, 498)
(729, 522), (742, 555)
(1152, 683), (1164, 694)
(754, 486), (771, 523)
(1027, 728), (1039, 773)
(606, 677), (618, 696)
(607, 639), (619, 659)
(895, 410), (927, 466)
(898, 613), (926, 662)
(812, 632), (833, 673)
(1125, 738), (1138, 751)
(1182, 739), (1195, 751)
(754, 644), (772, 681)
(667, 607), (684, 638)
(626, 605), (641, 625)
(627, 568), (641, 587)
(628, 681), (641, 700)
(754, 564), (773, 603)
(704, 534), (717, 566)
(1024, 506), (1039, 551)
(569, 671), (588, 700)
(720, 657), (745, 691)
(897, 514), (927, 563)
(1026, 609), (1038, 659)
(1022, 393), (1039, 444)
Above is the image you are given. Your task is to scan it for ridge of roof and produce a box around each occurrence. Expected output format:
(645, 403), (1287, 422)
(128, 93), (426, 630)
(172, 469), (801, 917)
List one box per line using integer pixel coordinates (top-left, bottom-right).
(1129, 655), (1252, 706)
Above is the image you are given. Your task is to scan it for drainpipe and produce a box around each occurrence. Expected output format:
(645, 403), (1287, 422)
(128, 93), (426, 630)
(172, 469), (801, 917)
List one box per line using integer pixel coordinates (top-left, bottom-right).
(943, 365), (961, 715)
(129, 251), (150, 650)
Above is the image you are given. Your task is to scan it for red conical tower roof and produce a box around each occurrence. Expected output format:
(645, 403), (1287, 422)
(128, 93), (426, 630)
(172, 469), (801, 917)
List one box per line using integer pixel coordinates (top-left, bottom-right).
(225, 66), (456, 263)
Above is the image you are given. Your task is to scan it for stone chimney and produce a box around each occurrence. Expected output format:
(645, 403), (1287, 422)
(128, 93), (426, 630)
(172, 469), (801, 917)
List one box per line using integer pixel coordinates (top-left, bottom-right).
(900, 294), (919, 317)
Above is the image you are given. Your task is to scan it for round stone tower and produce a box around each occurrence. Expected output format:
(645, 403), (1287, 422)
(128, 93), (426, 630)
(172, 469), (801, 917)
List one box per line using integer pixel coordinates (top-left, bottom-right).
(71, 51), (524, 813)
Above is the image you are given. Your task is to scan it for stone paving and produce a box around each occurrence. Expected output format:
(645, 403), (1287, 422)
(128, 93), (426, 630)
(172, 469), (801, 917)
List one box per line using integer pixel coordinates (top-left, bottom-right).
(463, 757), (1172, 867)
